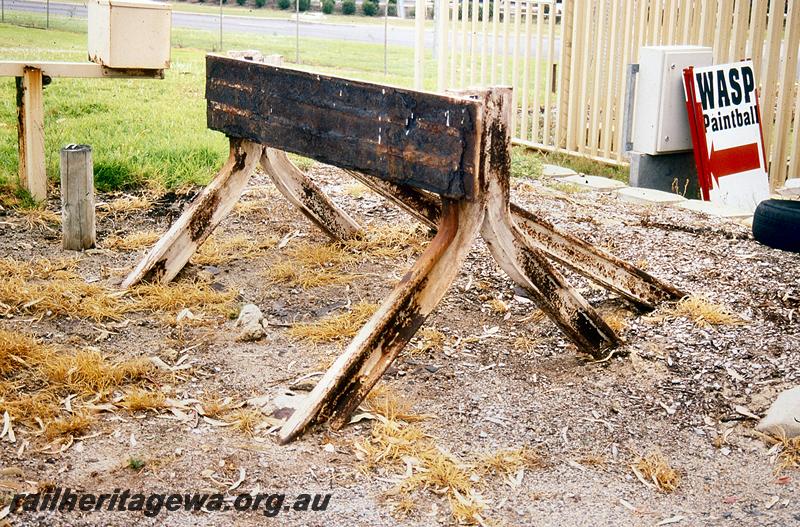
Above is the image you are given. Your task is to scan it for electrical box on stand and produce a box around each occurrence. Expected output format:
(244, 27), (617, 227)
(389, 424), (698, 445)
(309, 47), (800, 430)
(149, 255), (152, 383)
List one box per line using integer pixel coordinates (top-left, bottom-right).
(633, 46), (713, 155)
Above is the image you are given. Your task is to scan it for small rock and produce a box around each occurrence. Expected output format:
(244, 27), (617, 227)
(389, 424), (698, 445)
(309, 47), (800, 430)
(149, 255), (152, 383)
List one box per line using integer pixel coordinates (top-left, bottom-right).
(176, 308), (195, 323)
(756, 386), (800, 439)
(323, 443), (335, 454)
(236, 304), (266, 341)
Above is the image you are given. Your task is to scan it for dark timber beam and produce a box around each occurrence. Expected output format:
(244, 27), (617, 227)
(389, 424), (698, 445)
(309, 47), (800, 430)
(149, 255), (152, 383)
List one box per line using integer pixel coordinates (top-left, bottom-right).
(205, 55), (482, 200)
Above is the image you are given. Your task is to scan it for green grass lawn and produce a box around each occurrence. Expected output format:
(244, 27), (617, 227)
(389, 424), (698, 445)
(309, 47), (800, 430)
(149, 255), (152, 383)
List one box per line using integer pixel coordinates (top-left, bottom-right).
(0, 13), (582, 196)
(0, 17), (436, 193)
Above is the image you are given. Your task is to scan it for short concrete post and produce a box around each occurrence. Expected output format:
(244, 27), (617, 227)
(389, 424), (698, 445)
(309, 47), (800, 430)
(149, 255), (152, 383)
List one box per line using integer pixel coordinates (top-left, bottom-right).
(59, 144), (95, 250)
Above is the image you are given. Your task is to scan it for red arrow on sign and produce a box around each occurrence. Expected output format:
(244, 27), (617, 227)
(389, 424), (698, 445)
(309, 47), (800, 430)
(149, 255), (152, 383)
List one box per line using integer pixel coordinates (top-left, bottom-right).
(708, 142), (761, 179)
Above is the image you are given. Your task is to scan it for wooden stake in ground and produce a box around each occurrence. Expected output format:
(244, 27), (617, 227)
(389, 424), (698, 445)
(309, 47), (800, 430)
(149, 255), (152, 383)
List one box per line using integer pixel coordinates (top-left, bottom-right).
(59, 144), (96, 250)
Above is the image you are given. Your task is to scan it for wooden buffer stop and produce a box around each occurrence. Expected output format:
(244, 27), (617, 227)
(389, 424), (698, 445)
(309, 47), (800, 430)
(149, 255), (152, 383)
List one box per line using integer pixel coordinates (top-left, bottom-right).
(124, 55), (684, 444)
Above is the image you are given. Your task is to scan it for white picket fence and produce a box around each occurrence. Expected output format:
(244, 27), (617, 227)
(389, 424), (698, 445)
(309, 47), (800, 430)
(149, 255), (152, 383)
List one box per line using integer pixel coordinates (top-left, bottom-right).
(417, 0), (800, 189)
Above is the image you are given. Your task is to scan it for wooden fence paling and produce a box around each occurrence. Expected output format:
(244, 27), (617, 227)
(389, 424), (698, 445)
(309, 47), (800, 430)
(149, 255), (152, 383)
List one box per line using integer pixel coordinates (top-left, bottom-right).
(601, 0), (620, 157)
(510, 0), (522, 136)
(532, 1), (545, 143)
(436, 0), (447, 91)
(470, 0), (478, 85)
(730, 0), (749, 62)
(555, 0), (574, 150)
(566, 0), (583, 152)
(587, 0), (607, 155)
(770, 0), (800, 188)
(749, 0), (769, 78)
(480, 0), (488, 84)
(615, 0), (635, 159)
(520, 1), (533, 142)
(789, 81), (800, 181)
(761, 0), (785, 170)
(542, 2), (557, 146)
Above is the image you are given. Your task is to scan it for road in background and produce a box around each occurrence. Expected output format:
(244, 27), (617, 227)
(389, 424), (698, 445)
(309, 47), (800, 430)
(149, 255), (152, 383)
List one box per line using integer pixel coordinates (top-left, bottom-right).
(2, 0), (562, 55)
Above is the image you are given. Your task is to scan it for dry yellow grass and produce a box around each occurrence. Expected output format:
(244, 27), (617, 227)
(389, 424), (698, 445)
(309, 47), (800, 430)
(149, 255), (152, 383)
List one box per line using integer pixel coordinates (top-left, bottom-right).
(602, 309), (632, 333)
(0, 257), (128, 321)
(0, 257), (239, 320)
(45, 413), (93, 440)
(232, 197), (272, 217)
(344, 223), (429, 259)
(488, 298), (510, 314)
(0, 330), (161, 438)
(192, 234), (276, 266)
(128, 279), (237, 316)
(513, 336), (538, 353)
(410, 327), (446, 356)
(288, 302), (379, 344)
(759, 431), (800, 474)
(473, 447), (545, 477)
(229, 408), (263, 436)
(199, 395), (236, 418)
(363, 385), (429, 423)
(344, 182), (370, 198)
(120, 387), (167, 412)
(633, 451), (680, 493)
(18, 208), (61, 229)
(265, 241), (358, 288)
(669, 296), (742, 327)
(103, 230), (162, 251)
(265, 260), (355, 289)
(357, 387), (542, 525)
(98, 195), (152, 215)
(43, 349), (154, 396)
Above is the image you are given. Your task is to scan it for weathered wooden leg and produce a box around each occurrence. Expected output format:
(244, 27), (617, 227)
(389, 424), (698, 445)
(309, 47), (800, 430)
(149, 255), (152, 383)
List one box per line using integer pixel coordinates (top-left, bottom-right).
(261, 148), (363, 240)
(346, 170), (440, 230)
(483, 203), (621, 356)
(121, 139), (263, 287)
(278, 197), (485, 444)
(347, 171), (681, 312)
(478, 87), (619, 357)
(509, 204), (684, 310)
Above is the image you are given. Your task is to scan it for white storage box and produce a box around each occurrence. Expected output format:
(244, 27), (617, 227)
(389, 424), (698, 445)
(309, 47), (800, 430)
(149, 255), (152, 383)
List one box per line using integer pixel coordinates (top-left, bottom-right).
(633, 46), (712, 155)
(88, 0), (171, 69)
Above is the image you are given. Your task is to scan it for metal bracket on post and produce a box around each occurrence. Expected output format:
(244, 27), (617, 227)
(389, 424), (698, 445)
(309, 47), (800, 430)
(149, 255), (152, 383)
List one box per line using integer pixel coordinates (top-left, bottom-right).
(621, 63), (639, 158)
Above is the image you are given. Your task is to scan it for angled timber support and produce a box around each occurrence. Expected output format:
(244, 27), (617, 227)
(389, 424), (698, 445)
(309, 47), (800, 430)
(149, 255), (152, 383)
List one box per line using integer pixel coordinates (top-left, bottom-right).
(262, 148), (363, 241)
(122, 139), (263, 287)
(278, 197), (486, 443)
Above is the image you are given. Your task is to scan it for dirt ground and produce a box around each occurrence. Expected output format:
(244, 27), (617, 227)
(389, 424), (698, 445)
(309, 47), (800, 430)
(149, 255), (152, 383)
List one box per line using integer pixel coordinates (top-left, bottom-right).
(0, 163), (798, 527)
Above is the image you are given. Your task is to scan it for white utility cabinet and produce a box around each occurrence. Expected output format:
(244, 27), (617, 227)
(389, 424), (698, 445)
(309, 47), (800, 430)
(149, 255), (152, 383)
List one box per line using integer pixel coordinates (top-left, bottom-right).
(88, 0), (171, 70)
(633, 45), (712, 155)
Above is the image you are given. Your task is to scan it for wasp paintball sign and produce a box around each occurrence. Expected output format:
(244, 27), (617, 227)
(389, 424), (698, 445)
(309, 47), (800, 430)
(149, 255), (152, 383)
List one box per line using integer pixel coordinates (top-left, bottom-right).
(683, 60), (769, 212)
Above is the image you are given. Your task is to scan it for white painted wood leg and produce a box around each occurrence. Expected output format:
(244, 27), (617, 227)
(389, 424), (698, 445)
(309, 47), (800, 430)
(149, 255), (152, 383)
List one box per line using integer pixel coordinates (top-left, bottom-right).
(278, 197), (485, 444)
(121, 139), (263, 287)
(261, 149), (363, 241)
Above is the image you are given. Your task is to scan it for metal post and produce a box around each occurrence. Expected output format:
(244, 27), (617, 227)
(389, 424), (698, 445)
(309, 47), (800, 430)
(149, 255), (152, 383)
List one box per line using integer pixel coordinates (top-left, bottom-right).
(2, 0), (5, 24)
(46, 0), (50, 28)
(413, 0), (424, 89)
(384, 0), (389, 76)
(431, 0), (437, 58)
(219, 0), (223, 51)
(295, 0), (300, 63)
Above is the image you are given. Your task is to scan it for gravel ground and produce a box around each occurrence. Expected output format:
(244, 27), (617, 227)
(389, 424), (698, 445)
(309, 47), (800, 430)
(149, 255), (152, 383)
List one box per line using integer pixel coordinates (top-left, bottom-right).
(0, 164), (798, 527)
